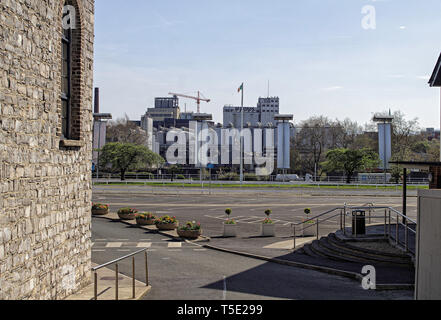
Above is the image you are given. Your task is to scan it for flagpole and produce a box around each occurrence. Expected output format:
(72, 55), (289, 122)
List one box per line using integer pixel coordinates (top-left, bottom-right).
(240, 83), (244, 185)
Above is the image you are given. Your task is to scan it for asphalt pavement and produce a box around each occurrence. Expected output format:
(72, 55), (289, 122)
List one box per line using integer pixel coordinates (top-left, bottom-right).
(92, 216), (413, 300)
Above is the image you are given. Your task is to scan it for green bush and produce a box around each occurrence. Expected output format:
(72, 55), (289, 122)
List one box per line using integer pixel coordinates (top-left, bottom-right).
(218, 172), (239, 181)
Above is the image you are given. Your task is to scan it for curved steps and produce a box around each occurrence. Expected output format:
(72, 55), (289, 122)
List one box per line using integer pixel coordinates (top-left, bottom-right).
(327, 234), (412, 265)
(302, 234), (413, 267)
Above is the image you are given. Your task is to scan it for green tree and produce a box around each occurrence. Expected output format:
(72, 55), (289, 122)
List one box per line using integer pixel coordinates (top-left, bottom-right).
(322, 148), (380, 184)
(99, 143), (164, 181)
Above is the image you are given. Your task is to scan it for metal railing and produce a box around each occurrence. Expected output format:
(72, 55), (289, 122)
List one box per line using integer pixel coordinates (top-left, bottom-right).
(92, 173), (430, 185)
(91, 248), (149, 300)
(291, 203), (417, 255)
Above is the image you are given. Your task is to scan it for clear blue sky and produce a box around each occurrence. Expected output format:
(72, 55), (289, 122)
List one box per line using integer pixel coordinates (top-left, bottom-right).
(94, 0), (441, 128)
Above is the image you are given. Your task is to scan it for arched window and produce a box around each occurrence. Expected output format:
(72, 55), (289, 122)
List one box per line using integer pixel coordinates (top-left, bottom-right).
(61, 21), (72, 139)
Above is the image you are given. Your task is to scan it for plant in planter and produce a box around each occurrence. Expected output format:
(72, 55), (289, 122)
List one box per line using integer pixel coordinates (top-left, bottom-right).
(155, 215), (178, 231)
(261, 209), (275, 237)
(177, 221), (202, 239)
(92, 203), (109, 216)
(117, 207), (138, 221)
(223, 208), (237, 237)
(136, 212), (157, 226)
(302, 208), (317, 237)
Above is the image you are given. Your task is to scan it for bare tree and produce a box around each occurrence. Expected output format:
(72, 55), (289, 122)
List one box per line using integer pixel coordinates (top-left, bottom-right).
(106, 114), (148, 146)
(294, 116), (345, 176)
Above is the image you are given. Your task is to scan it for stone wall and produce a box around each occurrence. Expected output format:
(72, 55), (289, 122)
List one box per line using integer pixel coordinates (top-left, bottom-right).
(0, 0), (94, 299)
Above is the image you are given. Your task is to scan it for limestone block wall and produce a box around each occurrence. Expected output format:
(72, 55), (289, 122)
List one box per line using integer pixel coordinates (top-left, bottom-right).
(0, 0), (94, 299)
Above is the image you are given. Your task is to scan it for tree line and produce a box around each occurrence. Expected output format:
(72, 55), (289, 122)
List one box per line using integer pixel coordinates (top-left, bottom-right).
(98, 112), (440, 182)
(292, 111), (439, 182)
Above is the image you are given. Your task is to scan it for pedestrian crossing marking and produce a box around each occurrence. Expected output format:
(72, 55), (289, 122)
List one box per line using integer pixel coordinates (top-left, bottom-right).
(106, 242), (122, 248)
(137, 242), (152, 248)
(168, 242), (182, 248)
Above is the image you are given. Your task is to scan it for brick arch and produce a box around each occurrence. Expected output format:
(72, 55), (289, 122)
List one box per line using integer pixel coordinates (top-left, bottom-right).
(59, 0), (85, 141)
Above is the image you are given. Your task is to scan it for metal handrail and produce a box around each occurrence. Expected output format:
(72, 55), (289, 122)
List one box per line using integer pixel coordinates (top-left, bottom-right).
(92, 248), (149, 300)
(291, 203), (417, 255)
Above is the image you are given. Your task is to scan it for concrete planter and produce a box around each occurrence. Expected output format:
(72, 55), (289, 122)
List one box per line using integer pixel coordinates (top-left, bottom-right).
(261, 224), (275, 237)
(223, 224), (237, 237)
(136, 218), (156, 226)
(118, 212), (137, 221)
(301, 221), (317, 237)
(156, 222), (178, 231)
(92, 208), (109, 216)
(177, 229), (202, 240)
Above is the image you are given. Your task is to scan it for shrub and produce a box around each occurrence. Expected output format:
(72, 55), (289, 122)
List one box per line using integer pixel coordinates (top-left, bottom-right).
(179, 221), (201, 231)
(304, 208), (311, 215)
(244, 173), (258, 181)
(155, 215), (177, 225)
(136, 212), (156, 220)
(265, 209), (272, 217)
(225, 219), (237, 225)
(176, 174), (186, 180)
(92, 203), (109, 210)
(263, 218), (274, 225)
(225, 208), (232, 216)
(218, 172), (239, 181)
(118, 207), (138, 215)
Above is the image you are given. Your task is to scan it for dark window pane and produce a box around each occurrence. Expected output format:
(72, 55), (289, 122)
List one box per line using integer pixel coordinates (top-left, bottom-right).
(62, 42), (69, 60)
(62, 77), (69, 95)
(62, 99), (68, 118)
(62, 59), (68, 77)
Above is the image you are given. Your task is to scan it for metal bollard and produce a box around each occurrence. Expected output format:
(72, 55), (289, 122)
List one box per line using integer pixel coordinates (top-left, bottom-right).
(132, 256), (136, 299)
(316, 219), (319, 240)
(115, 264), (119, 301)
(94, 271), (98, 300)
(293, 225), (296, 250)
(145, 251), (149, 286)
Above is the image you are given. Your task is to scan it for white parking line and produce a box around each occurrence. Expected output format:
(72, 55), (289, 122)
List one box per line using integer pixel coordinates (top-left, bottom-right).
(106, 242), (122, 248)
(137, 242), (152, 248)
(247, 219), (265, 224)
(235, 217), (260, 222)
(92, 250), (106, 252)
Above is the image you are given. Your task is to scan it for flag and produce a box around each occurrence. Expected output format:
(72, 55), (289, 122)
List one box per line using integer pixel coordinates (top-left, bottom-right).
(238, 83), (243, 93)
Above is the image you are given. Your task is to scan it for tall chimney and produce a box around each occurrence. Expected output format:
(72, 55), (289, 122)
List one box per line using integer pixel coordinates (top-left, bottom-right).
(94, 87), (100, 114)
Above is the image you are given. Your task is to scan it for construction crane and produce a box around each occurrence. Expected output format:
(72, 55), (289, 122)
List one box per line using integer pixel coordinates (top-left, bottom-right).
(169, 91), (210, 114)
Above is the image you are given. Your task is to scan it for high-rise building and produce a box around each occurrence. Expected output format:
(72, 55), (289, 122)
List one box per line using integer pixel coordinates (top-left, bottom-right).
(223, 97), (281, 128)
(142, 96), (181, 122)
(223, 106), (261, 128)
(257, 97), (280, 126)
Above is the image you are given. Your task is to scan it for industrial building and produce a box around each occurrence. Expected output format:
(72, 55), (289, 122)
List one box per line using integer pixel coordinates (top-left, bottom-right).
(223, 96), (280, 128)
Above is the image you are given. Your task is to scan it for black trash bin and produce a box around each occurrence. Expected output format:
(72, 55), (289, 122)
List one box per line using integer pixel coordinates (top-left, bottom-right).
(352, 210), (366, 235)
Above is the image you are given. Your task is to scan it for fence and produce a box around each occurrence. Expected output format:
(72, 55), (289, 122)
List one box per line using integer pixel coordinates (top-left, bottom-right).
(92, 172), (429, 185)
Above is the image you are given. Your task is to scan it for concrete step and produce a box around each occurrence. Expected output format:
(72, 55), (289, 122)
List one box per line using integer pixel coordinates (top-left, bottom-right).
(319, 237), (412, 266)
(301, 242), (326, 259)
(309, 239), (374, 265)
(327, 234), (413, 265)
